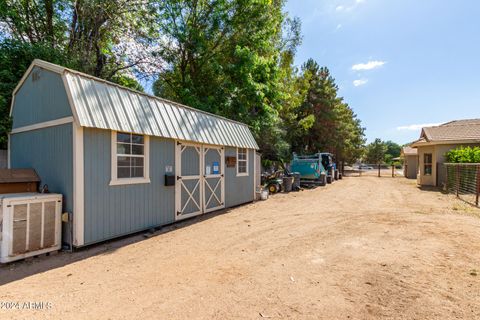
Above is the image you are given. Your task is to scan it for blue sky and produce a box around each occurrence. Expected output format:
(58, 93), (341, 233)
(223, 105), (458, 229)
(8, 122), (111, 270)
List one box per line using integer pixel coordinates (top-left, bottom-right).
(285, 0), (480, 144)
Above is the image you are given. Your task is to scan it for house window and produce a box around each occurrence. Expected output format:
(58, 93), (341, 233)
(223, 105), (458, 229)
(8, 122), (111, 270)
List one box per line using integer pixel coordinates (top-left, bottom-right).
(237, 148), (248, 176)
(424, 153), (432, 176)
(110, 132), (150, 185)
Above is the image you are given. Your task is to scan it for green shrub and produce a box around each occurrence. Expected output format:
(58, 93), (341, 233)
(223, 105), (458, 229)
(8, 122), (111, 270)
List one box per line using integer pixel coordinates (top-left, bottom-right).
(445, 146), (480, 163)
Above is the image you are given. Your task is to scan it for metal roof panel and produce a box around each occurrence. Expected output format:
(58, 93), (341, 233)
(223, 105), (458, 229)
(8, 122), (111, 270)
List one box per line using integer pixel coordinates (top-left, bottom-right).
(63, 71), (258, 149)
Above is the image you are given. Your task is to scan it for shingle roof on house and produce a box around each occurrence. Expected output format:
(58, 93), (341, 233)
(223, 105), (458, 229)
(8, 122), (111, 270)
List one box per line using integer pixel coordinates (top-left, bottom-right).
(411, 118), (480, 147)
(12, 59), (259, 149)
(439, 119), (480, 127)
(422, 119), (480, 142)
(401, 146), (417, 156)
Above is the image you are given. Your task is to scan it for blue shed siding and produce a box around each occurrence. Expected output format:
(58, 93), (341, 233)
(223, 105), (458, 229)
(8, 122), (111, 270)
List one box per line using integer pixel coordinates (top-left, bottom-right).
(12, 67), (72, 128)
(83, 128), (176, 245)
(224, 147), (254, 207)
(83, 133), (254, 245)
(10, 124), (74, 215)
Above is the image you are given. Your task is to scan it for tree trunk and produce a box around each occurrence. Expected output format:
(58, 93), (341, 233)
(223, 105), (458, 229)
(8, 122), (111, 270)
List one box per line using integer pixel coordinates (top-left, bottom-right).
(44, 0), (54, 46)
(68, 1), (80, 52)
(94, 43), (105, 77)
(378, 163), (380, 177)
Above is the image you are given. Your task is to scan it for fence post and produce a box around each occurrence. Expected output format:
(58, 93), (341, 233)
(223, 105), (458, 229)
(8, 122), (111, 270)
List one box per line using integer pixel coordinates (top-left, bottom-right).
(378, 163), (380, 177)
(476, 164), (480, 207)
(456, 165), (460, 198)
(445, 164), (448, 192)
(391, 164), (394, 177)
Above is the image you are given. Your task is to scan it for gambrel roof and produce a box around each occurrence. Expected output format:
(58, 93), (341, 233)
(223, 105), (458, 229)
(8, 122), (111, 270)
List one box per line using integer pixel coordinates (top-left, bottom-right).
(12, 60), (259, 149)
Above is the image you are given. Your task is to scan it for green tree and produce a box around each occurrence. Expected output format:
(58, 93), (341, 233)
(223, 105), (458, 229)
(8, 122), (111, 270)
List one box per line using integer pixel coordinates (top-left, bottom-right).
(294, 61), (338, 153)
(0, 0), (152, 146)
(332, 101), (366, 165)
(152, 0), (300, 160)
(0, 0), (157, 79)
(365, 138), (387, 177)
(0, 0), (69, 47)
(383, 140), (401, 164)
(0, 0), (366, 165)
(284, 59), (365, 164)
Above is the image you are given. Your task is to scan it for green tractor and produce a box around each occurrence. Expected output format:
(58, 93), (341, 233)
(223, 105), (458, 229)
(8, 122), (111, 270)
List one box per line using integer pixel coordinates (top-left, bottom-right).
(262, 170), (284, 194)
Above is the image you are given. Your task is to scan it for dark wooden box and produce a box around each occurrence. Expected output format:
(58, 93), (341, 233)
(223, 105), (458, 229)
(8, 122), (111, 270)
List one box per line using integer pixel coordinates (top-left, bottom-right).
(0, 169), (40, 194)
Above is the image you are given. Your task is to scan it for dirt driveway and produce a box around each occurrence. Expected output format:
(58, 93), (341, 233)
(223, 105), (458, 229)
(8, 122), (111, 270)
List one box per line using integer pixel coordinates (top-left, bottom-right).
(1, 177), (480, 319)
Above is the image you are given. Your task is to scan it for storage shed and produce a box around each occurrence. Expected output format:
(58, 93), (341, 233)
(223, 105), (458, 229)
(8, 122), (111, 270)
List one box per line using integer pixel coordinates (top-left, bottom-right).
(400, 146), (418, 179)
(9, 59), (259, 247)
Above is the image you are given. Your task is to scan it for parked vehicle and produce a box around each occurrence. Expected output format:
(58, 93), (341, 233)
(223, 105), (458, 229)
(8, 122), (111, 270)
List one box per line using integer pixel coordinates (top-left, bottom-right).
(359, 165), (374, 170)
(290, 153), (327, 186)
(319, 153), (339, 183)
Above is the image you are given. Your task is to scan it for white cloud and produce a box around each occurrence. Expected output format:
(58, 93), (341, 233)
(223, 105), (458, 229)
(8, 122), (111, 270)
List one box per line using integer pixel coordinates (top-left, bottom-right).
(352, 60), (386, 71)
(396, 123), (442, 131)
(336, 0), (365, 12)
(336, 24), (343, 30)
(353, 79), (368, 87)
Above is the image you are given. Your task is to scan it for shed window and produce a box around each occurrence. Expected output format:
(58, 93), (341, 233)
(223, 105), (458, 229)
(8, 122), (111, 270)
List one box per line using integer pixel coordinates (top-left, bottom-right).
(424, 153), (432, 176)
(110, 132), (150, 186)
(237, 148), (248, 176)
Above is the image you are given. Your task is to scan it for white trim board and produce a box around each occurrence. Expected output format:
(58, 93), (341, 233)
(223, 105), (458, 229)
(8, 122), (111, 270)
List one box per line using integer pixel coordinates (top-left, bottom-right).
(175, 142), (226, 220)
(62, 73), (81, 126)
(7, 133), (10, 169)
(73, 122), (85, 246)
(10, 116), (74, 134)
(236, 147), (249, 177)
(109, 131), (151, 186)
(411, 140), (480, 148)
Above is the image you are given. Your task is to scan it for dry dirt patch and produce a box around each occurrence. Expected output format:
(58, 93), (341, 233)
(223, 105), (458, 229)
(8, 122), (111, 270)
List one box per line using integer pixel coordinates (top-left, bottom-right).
(1, 176), (480, 319)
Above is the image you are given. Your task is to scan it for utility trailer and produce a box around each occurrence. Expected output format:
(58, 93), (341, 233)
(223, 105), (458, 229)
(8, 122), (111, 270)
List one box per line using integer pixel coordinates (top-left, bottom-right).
(290, 153), (327, 187)
(290, 152), (341, 187)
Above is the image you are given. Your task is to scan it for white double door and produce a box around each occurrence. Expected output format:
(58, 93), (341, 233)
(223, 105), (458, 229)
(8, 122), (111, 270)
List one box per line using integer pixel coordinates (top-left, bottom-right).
(175, 142), (225, 220)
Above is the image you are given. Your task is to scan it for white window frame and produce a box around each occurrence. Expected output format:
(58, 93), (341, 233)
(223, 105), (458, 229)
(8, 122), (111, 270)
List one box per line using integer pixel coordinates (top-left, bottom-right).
(236, 147), (249, 177)
(110, 131), (150, 186)
(424, 153), (432, 176)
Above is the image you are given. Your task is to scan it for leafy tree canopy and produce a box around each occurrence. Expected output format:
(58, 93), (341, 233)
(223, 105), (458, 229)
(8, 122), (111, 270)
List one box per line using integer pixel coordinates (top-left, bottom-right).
(383, 140), (401, 164)
(0, 0), (366, 163)
(365, 138), (388, 164)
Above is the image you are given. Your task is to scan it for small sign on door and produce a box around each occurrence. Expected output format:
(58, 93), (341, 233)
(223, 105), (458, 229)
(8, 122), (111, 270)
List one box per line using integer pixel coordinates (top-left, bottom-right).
(206, 165), (211, 175)
(212, 162), (219, 174)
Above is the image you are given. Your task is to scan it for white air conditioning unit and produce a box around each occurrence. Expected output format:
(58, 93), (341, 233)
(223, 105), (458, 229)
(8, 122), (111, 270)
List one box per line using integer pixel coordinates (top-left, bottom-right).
(0, 193), (62, 263)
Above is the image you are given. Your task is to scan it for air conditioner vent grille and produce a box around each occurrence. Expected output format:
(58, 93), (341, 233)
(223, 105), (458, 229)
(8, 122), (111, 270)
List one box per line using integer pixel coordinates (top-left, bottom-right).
(0, 193), (62, 263)
(29, 203), (42, 251)
(43, 201), (56, 248)
(12, 204), (27, 254)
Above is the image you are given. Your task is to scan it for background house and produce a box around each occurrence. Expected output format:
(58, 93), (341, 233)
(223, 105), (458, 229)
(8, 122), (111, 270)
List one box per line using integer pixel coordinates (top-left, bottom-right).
(400, 146), (418, 179)
(411, 119), (480, 187)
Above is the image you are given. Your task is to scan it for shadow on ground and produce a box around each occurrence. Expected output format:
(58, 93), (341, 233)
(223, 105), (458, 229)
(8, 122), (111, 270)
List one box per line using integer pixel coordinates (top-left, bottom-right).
(417, 185), (446, 193)
(0, 207), (233, 286)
